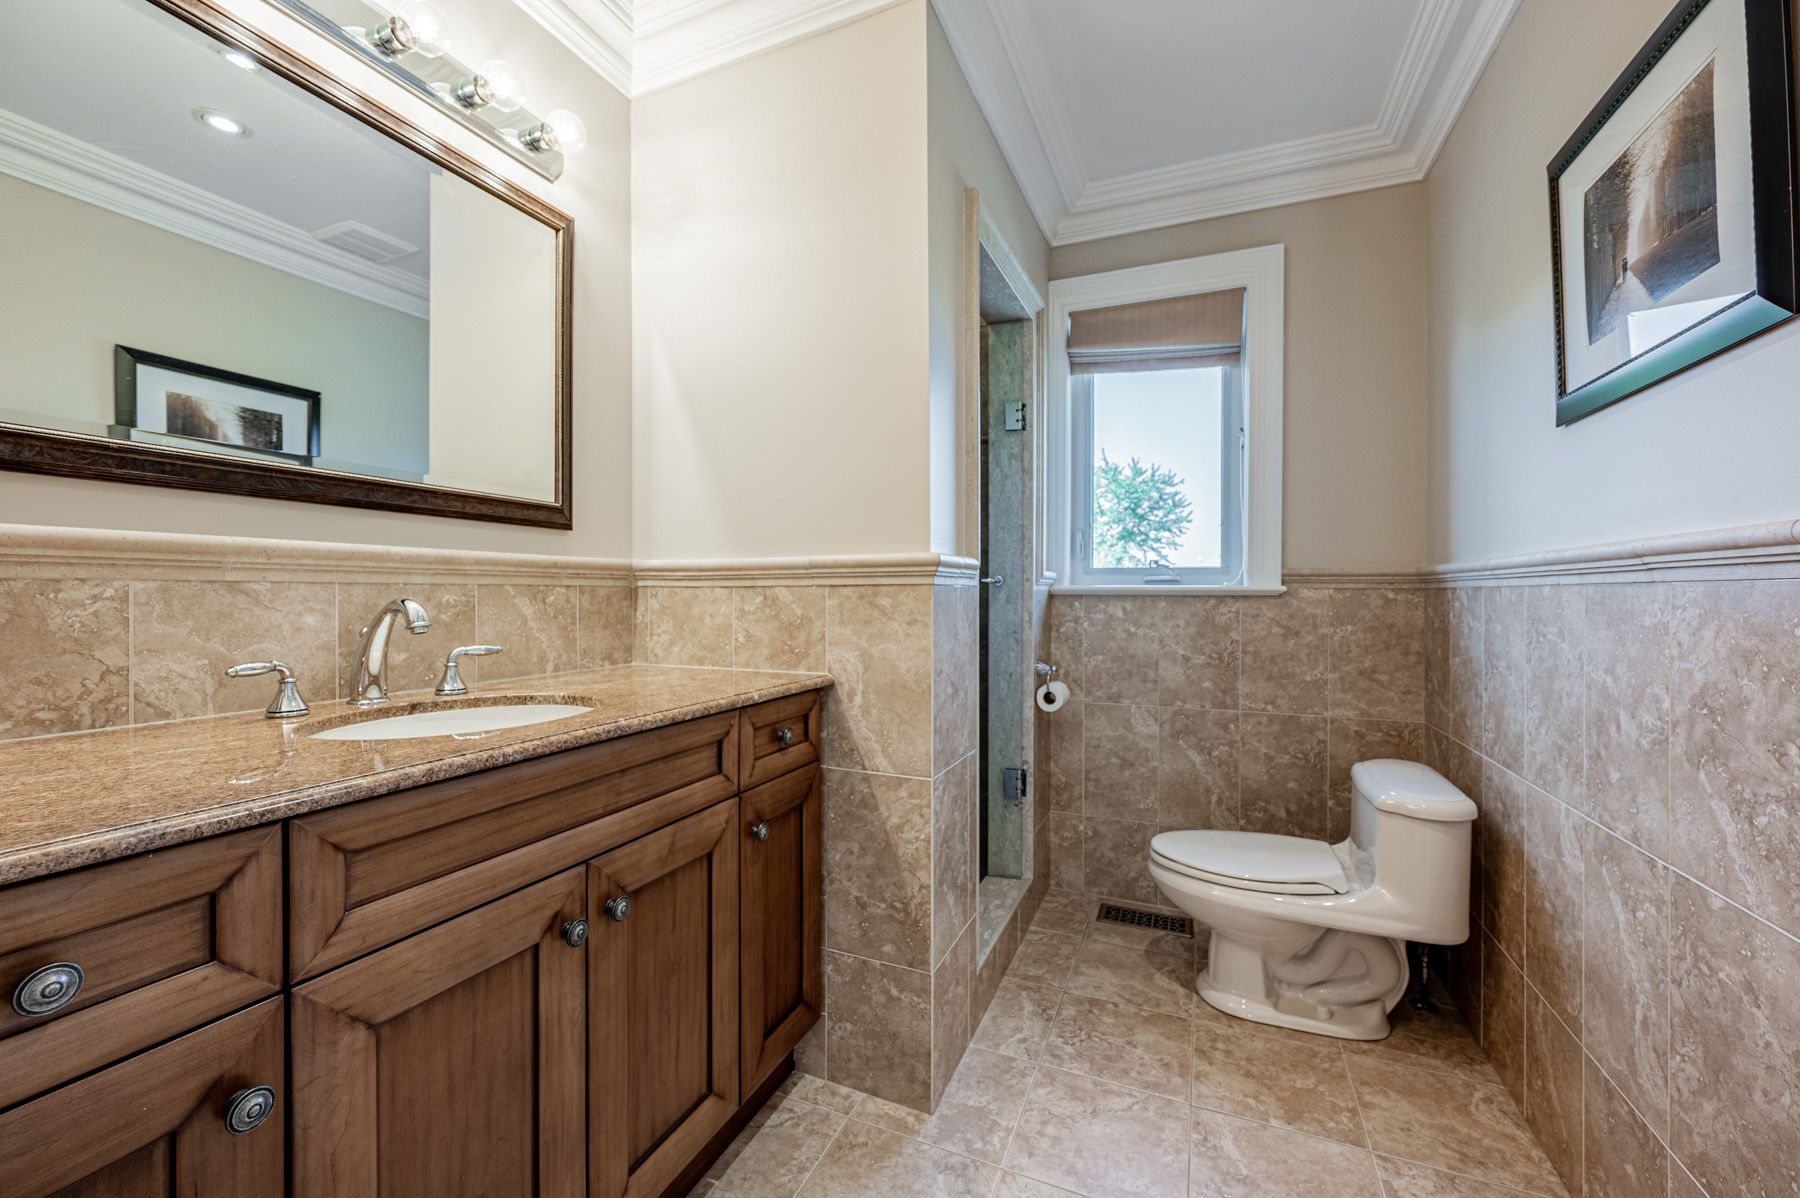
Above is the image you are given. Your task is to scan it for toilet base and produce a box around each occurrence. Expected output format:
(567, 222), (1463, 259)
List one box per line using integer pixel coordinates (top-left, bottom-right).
(1197, 930), (1410, 1042)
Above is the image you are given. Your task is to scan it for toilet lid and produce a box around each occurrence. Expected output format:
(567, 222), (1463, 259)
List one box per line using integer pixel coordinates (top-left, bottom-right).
(1150, 830), (1350, 895)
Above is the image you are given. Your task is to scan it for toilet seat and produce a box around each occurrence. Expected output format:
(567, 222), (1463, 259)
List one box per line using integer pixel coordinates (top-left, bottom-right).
(1150, 830), (1351, 895)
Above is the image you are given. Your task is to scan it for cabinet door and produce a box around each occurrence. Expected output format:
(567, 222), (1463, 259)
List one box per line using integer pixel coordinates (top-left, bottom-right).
(0, 997), (284, 1198)
(291, 869), (587, 1198)
(739, 765), (822, 1096)
(589, 799), (739, 1198)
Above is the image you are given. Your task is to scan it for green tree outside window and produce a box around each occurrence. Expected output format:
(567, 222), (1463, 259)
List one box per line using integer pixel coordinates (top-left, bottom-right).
(1092, 450), (1193, 568)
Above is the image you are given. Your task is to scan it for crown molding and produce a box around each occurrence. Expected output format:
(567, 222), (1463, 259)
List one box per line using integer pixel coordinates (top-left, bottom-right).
(509, 0), (635, 97)
(0, 106), (431, 319)
(631, 0), (910, 95)
(934, 0), (1520, 246)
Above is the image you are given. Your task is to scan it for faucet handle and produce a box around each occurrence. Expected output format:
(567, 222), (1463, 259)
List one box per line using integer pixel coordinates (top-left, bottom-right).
(227, 661), (310, 719)
(435, 645), (503, 696)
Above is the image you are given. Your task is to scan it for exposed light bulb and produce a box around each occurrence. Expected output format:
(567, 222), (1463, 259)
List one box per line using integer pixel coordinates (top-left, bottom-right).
(522, 108), (586, 155)
(193, 108), (251, 137)
(395, 0), (450, 57)
(221, 49), (260, 71)
(479, 60), (527, 113)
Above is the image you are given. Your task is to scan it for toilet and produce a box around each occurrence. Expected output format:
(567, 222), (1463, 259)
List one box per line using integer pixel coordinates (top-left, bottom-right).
(1148, 759), (1476, 1041)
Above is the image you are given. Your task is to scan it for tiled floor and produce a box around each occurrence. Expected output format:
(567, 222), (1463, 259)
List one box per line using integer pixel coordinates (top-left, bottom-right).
(697, 889), (1569, 1198)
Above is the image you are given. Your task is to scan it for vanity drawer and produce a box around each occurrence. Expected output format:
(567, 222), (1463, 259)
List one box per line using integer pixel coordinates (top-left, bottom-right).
(737, 693), (821, 789)
(0, 827), (282, 1110)
(289, 711), (740, 981)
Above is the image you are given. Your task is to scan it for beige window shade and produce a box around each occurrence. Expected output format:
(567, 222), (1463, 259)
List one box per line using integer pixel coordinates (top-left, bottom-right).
(1067, 287), (1245, 374)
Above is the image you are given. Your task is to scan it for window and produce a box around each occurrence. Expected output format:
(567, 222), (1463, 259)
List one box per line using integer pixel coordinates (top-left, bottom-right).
(1047, 244), (1284, 593)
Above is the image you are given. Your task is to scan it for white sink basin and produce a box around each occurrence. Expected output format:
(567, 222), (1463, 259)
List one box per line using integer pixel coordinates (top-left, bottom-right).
(310, 704), (593, 741)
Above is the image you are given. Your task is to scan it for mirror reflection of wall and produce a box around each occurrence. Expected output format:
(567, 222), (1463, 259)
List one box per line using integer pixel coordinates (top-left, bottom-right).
(0, 0), (561, 504)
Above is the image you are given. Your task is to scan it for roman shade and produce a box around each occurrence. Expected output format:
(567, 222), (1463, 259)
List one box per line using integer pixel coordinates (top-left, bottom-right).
(1066, 287), (1245, 374)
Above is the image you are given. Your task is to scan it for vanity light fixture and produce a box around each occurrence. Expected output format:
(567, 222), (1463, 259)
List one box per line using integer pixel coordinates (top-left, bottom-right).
(520, 108), (587, 155)
(194, 107), (251, 137)
(452, 59), (526, 112)
(221, 48), (260, 71)
(367, 0), (450, 59)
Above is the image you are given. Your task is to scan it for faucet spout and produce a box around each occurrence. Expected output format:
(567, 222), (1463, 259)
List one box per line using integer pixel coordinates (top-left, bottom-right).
(352, 598), (430, 707)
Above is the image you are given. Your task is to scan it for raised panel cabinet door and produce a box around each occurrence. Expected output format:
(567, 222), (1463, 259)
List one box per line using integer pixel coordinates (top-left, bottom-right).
(589, 798), (740, 1198)
(0, 827), (282, 1110)
(0, 997), (285, 1198)
(290, 869), (587, 1198)
(738, 764), (821, 1097)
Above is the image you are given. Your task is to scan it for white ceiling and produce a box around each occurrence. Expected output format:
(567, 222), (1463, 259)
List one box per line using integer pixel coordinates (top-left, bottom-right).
(516, 0), (1520, 243)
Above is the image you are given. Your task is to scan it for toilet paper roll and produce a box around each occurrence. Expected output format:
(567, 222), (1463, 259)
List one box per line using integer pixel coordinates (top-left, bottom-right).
(1036, 680), (1071, 713)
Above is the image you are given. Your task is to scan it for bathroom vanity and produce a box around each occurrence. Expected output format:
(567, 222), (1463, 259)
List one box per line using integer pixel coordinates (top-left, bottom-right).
(0, 667), (827, 1198)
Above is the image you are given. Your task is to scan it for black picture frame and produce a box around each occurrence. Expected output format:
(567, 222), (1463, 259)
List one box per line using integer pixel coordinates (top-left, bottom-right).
(1548, 0), (1799, 425)
(113, 345), (322, 466)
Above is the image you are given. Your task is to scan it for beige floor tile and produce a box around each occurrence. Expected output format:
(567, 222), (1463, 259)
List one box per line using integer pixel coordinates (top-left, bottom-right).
(1003, 1065), (1190, 1198)
(1039, 992), (1191, 1101)
(972, 977), (1064, 1061)
(1063, 939), (1197, 1017)
(1081, 911), (1199, 960)
(994, 1172), (1088, 1198)
(1009, 930), (1082, 987)
(797, 1119), (997, 1198)
(707, 1094), (846, 1198)
(1189, 992), (1333, 1047)
(1348, 1057), (1567, 1194)
(1375, 1154), (1568, 1198)
(1190, 1021), (1365, 1145)
(779, 1073), (865, 1115)
(1342, 1005), (1500, 1085)
(1189, 1108), (1383, 1198)
(853, 1047), (1035, 1165)
(1029, 890), (1096, 937)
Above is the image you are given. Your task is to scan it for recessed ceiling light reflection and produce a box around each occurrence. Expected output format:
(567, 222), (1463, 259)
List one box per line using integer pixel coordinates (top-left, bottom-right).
(193, 108), (252, 137)
(221, 49), (260, 71)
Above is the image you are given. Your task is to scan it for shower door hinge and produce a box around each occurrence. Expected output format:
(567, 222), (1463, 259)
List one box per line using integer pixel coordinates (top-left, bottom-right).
(1001, 767), (1028, 801)
(1003, 402), (1026, 431)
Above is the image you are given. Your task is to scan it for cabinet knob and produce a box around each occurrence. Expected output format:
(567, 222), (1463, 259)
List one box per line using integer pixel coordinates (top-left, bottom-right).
(751, 821), (770, 842)
(604, 895), (631, 922)
(12, 962), (83, 1017)
(224, 1086), (277, 1135)
(773, 727), (795, 748)
(562, 919), (589, 947)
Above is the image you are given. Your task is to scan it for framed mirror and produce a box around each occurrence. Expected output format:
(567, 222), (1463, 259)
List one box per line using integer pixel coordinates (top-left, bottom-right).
(0, 0), (574, 527)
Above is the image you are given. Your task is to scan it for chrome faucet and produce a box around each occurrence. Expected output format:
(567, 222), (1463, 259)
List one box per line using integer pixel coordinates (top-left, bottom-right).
(351, 598), (430, 707)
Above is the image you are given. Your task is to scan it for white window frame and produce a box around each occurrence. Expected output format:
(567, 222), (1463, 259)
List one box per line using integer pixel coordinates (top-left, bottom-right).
(1047, 243), (1285, 595)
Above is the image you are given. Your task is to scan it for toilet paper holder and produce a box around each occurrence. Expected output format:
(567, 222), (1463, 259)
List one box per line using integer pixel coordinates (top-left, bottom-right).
(1035, 662), (1058, 678)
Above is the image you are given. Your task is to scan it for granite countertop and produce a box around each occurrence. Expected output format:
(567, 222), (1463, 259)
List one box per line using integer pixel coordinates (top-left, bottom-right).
(0, 665), (831, 886)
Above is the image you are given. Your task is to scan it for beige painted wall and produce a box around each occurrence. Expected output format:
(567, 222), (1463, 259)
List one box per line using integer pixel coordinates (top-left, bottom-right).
(1050, 185), (1431, 571)
(1427, 0), (1800, 566)
(0, 0), (632, 557)
(631, 1), (931, 561)
(927, 5), (1049, 555)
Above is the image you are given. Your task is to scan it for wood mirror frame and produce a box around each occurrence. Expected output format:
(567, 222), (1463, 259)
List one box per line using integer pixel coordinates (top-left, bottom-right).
(0, 0), (576, 528)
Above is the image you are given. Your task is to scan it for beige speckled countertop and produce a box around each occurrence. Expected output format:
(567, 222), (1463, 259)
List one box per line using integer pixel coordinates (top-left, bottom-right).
(0, 665), (831, 886)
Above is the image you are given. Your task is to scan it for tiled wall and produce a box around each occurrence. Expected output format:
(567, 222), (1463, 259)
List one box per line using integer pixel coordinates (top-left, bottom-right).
(1428, 580), (1800, 1198)
(1039, 586), (1427, 906)
(0, 576), (634, 738)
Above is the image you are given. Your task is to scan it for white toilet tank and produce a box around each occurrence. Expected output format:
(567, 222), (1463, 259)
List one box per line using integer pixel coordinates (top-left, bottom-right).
(1348, 759), (1478, 944)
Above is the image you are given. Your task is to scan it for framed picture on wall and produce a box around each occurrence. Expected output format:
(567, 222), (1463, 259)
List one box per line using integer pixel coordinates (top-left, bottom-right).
(1548, 0), (1799, 425)
(112, 346), (320, 465)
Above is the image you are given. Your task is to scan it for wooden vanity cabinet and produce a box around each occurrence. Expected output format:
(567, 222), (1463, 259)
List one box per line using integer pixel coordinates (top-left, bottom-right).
(739, 765), (823, 1097)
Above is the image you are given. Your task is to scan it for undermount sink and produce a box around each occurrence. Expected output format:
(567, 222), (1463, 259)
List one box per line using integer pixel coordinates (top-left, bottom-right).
(309, 703), (594, 741)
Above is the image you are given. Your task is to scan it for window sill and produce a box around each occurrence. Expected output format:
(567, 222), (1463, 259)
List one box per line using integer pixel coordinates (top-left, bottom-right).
(1050, 584), (1287, 596)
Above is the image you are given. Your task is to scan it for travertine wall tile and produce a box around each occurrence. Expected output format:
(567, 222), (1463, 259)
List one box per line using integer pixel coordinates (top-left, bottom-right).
(476, 584), (578, 680)
(1329, 588), (1425, 721)
(577, 585), (634, 669)
(1047, 812), (1084, 892)
(1042, 700), (1083, 812)
(733, 586), (826, 672)
(1523, 994), (1583, 1197)
(1156, 598), (1239, 710)
(1082, 703), (1157, 820)
(824, 585), (933, 778)
(1077, 597), (1163, 705)
(822, 767), (932, 970)
(634, 585), (732, 668)
(1671, 579), (1800, 934)
(1480, 760), (1528, 964)
(1481, 932), (1526, 1109)
(1156, 707), (1239, 829)
(1525, 585), (1585, 808)
(1481, 587), (1528, 772)
(824, 950), (932, 1111)
(1584, 584), (1670, 858)
(931, 753), (976, 969)
(931, 584), (979, 771)
(133, 580), (337, 722)
(0, 580), (129, 739)
(1669, 875), (1800, 1198)
(336, 583), (476, 697)
(931, 922), (974, 1109)
(1241, 587), (1331, 715)
(1080, 816), (1159, 904)
(1524, 787), (1583, 1031)
(1240, 712), (1327, 839)
(1443, 587), (1485, 748)
(1584, 1055), (1668, 1198)
(1583, 823), (1668, 1142)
